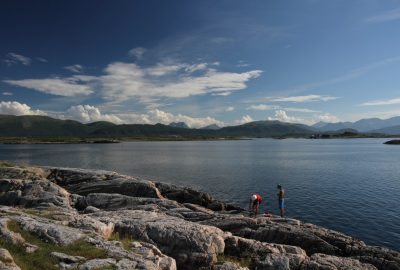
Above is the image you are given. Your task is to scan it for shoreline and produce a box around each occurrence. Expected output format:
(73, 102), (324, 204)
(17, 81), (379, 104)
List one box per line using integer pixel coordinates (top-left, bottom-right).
(0, 136), (396, 144)
(0, 163), (399, 269)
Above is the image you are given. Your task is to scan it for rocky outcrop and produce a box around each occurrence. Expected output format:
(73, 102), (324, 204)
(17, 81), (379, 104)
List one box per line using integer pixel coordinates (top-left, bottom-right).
(0, 248), (21, 270)
(0, 164), (398, 270)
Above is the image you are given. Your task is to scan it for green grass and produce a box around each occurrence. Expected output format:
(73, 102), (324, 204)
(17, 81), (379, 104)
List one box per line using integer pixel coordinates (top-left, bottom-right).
(107, 231), (137, 250)
(23, 209), (63, 221)
(0, 220), (108, 270)
(217, 254), (252, 268)
(0, 160), (12, 168)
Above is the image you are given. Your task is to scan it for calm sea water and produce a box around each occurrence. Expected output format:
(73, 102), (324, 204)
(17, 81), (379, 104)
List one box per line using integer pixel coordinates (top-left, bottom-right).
(0, 138), (399, 251)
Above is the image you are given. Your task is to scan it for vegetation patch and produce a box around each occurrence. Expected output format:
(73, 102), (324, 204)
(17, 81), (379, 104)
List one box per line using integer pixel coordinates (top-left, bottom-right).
(23, 209), (65, 221)
(108, 231), (137, 250)
(217, 254), (252, 268)
(1, 220), (108, 270)
(0, 160), (12, 168)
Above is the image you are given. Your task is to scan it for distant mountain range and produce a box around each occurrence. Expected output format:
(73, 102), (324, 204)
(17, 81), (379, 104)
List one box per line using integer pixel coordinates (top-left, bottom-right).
(200, 124), (221, 130)
(168, 122), (190, 129)
(1, 114), (400, 139)
(313, 116), (400, 133)
(0, 115), (312, 138)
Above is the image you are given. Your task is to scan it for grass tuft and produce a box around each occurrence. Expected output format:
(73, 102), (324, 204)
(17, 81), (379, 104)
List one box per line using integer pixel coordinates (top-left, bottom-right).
(108, 231), (137, 250)
(217, 254), (252, 268)
(0, 220), (108, 270)
(0, 160), (13, 168)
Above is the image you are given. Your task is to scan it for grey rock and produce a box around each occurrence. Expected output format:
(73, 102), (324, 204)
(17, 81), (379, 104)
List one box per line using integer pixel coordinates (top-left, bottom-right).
(0, 179), (72, 209)
(89, 209), (225, 270)
(0, 248), (21, 270)
(13, 215), (84, 245)
(83, 206), (100, 213)
(78, 258), (116, 270)
(213, 261), (249, 270)
(50, 252), (86, 264)
(82, 193), (181, 211)
(302, 253), (377, 270)
(252, 254), (290, 270)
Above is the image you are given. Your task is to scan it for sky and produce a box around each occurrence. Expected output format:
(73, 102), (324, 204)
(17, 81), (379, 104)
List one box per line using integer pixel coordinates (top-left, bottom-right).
(1, 0), (400, 127)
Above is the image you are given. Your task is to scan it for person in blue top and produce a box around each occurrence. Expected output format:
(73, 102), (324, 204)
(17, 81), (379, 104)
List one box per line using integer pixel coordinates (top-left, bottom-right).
(277, 184), (285, 217)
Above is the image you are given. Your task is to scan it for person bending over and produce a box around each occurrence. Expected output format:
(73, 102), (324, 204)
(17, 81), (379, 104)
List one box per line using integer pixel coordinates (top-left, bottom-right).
(249, 193), (262, 217)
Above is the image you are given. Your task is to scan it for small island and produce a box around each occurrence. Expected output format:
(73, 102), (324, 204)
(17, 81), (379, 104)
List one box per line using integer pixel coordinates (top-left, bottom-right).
(384, 139), (400, 145)
(0, 162), (398, 270)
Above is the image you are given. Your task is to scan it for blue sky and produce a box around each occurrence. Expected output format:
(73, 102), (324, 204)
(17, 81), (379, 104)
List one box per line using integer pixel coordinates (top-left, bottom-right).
(1, 0), (400, 127)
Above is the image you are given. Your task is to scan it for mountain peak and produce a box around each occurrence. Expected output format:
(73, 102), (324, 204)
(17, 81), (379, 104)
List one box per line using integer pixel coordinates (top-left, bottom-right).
(168, 122), (190, 129)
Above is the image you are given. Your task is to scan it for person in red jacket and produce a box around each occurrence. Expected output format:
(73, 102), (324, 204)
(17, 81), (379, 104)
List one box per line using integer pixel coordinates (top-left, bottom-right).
(249, 193), (262, 217)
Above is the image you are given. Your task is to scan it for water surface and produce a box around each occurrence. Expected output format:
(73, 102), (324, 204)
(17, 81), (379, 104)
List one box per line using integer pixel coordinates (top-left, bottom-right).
(0, 138), (399, 250)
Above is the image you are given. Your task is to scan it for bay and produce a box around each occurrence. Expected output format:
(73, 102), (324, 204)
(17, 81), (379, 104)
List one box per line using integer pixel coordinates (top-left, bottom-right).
(0, 138), (399, 251)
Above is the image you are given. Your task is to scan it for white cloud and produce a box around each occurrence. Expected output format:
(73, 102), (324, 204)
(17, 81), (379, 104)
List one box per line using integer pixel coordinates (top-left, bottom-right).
(64, 64), (83, 73)
(0, 101), (46, 116)
(185, 63), (208, 73)
(247, 104), (280, 110)
(212, 91), (232, 96)
(366, 8), (400, 23)
(67, 105), (123, 123)
(268, 110), (306, 124)
(128, 47), (147, 59)
(315, 113), (339, 123)
(4, 60), (262, 104)
(66, 105), (223, 128)
(36, 57), (48, 63)
(146, 63), (184, 76)
(225, 106), (235, 112)
(266, 95), (338, 103)
(3, 53), (31, 66)
(100, 61), (262, 102)
(237, 60), (250, 67)
(361, 98), (400, 106)
(247, 104), (318, 113)
(4, 75), (95, 97)
(284, 107), (319, 113)
(2, 92), (13, 96)
(146, 109), (224, 128)
(235, 115), (253, 125)
(268, 110), (339, 125)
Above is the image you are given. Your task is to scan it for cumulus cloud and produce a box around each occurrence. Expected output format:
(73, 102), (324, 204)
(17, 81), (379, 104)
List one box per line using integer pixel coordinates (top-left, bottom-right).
(0, 101), (46, 116)
(3, 53), (31, 66)
(4, 75), (95, 97)
(64, 64), (83, 73)
(315, 113), (339, 123)
(266, 95), (338, 103)
(2, 92), (13, 96)
(225, 106), (235, 112)
(128, 47), (147, 59)
(67, 105), (123, 123)
(360, 98), (400, 106)
(268, 110), (339, 125)
(65, 105), (223, 128)
(235, 115), (253, 125)
(268, 110), (306, 124)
